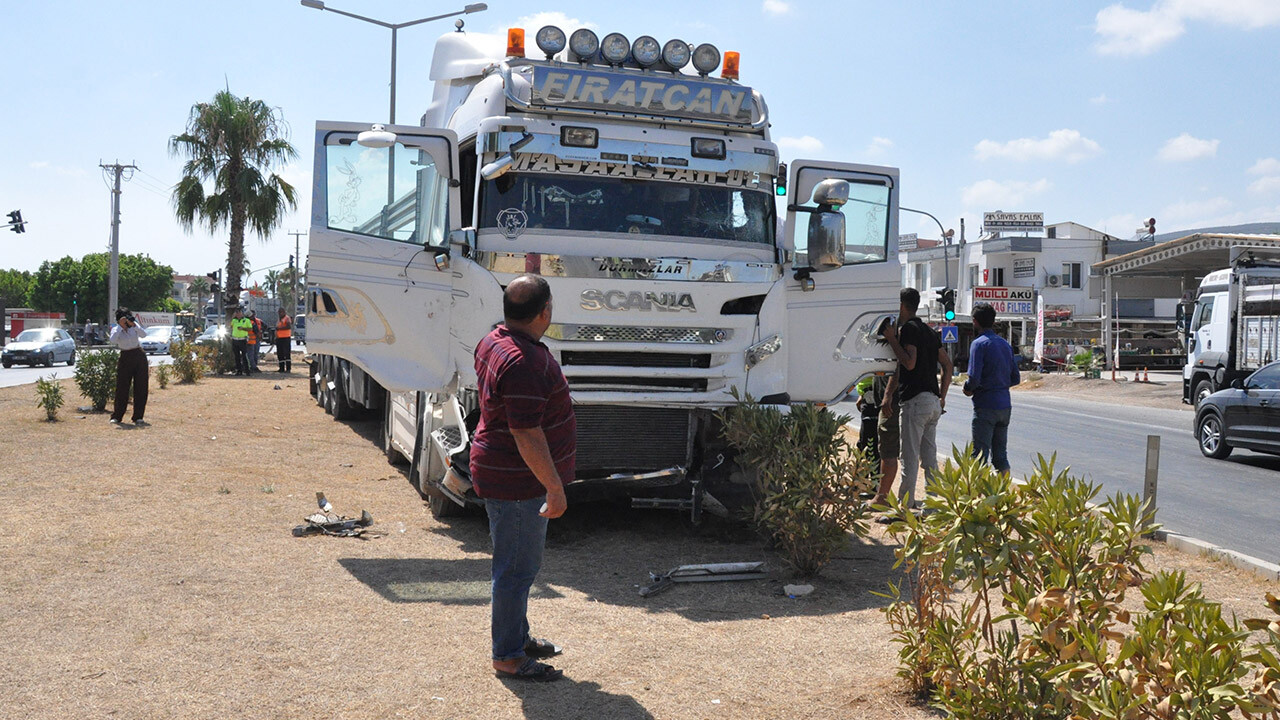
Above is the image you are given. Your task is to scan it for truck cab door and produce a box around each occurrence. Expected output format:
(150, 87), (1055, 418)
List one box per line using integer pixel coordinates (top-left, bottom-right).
(306, 122), (460, 392)
(783, 160), (901, 403)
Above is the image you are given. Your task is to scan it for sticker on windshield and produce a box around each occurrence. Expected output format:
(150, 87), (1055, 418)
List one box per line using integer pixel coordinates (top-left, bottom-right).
(497, 209), (528, 239)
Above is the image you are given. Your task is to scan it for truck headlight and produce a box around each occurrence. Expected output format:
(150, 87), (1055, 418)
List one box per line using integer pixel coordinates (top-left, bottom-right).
(631, 35), (660, 67)
(569, 29), (599, 62)
(600, 32), (630, 64)
(692, 43), (721, 75)
(662, 39), (691, 70)
(536, 25), (566, 58)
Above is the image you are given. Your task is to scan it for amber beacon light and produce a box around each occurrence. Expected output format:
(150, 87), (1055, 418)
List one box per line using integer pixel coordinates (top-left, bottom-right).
(506, 27), (525, 57)
(721, 51), (740, 80)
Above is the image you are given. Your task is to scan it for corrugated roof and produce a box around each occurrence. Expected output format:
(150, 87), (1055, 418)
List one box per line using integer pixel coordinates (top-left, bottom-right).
(1092, 233), (1280, 276)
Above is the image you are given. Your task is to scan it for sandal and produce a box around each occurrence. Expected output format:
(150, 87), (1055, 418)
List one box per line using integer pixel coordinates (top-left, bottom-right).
(495, 657), (564, 682)
(524, 637), (563, 659)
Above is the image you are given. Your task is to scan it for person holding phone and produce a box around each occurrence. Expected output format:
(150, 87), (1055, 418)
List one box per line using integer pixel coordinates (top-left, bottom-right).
(108, 307), (150, 426)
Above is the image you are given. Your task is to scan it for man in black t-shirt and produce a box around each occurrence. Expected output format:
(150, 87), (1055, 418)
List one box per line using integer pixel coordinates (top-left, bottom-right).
(880, 288), (953, 507)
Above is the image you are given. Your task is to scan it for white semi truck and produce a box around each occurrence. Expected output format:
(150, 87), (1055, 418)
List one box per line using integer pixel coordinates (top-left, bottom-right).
(1184, 248), (1280, 405)
(305, 23), (901, 519)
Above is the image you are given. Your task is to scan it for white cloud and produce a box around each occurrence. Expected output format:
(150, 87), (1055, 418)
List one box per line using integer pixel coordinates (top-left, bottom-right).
(961, 179), (1052, 209)
(1248, 158), (1280, 175)
(1159, 196), (1233, 225)
(775, 135), (824, 155)
(1249, 176), (1280, 195)
(865, 137), (893, 157)
(1095, 0), (1280, 56)
(762, 0), (791, 16)
(1157, 133), (1219, 162)
(1089, 93), (1110, 105)
(1094, 213), (1144, 236)
(512, 11), (597, 31)
(974, 129), (1102, 164)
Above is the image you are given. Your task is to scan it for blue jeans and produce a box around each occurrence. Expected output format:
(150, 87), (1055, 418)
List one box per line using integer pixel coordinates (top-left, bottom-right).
(972, 407), (1013, 472)
(486, 496), (548, 661)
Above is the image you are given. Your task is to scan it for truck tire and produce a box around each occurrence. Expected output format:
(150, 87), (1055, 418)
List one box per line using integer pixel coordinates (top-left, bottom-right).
(1194, 379), (1215, 406)
(327, 373), (356, 421)
(425, 486), (465, 518)
(1197, 411), (1232, 459)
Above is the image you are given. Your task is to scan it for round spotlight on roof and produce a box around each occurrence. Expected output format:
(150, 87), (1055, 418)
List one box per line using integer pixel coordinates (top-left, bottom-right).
(631, 35), (660, 67)
(535, 26), (566, 58)
(692, 43), (721, 75)
(661, 38), (691, 70)
(568, 28), (599, 61)
(600, 32), (630, 64)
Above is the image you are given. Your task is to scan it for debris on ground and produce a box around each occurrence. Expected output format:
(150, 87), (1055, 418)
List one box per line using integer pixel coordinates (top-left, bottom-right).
(291, 491), (378, 538)
(784, 583), (815, 598)
(639, 561), (767, 597)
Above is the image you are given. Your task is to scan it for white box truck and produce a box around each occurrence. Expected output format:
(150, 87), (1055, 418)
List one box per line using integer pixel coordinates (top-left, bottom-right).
(305, 24), (902, 519)
(1184, 248), (1280, 404)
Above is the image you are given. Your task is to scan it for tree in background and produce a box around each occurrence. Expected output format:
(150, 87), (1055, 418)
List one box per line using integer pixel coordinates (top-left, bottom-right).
(263, 269), (281, 299)
(170, 89), (297, 307)
(0, 269), (34, 307)
(189, 275), (210, 315)
(28, 253), (174, 322)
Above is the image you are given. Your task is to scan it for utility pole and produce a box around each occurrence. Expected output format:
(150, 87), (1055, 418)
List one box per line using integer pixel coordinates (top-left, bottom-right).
(288, 230), (306, 313)
(100, 160), (137, 321)
(957, 218), (967, 316)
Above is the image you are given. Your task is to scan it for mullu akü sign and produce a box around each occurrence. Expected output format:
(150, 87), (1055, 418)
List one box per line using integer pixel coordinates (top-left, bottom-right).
(531, 66), (756, 125)
(973, 286), (1034, 315)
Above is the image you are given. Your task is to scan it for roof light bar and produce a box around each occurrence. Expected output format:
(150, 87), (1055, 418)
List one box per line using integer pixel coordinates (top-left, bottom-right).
(661, 39), (691, 70)
(535, 25), (566, 58)
(600, 32), (630, 64)
(569, 28), (599, 62)
(631, 35), (660, 67)
(692, 43), (721, 76)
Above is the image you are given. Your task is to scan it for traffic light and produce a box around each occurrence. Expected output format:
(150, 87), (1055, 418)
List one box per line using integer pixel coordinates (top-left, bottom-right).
(941, 288), (957, 321)
(774, 162), (787, 197)
(72, 293), (77, 306)
(6, 210), (24, 234)
(1146, 217), (1156, 237)
(288, 254), (294, 269)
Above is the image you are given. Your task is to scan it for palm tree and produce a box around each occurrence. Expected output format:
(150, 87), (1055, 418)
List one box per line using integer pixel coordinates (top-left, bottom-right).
(264, 269), (281, 299)
(189, 276), (210, 317)
(170, 90), (297, 306)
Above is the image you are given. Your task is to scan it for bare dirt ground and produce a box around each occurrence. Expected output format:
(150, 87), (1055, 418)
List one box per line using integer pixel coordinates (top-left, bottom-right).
(1013, 370), (1191, 411)
(0, 373), (1270, 719)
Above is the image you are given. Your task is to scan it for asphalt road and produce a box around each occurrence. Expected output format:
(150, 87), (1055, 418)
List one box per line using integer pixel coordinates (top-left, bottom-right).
(895, 391), (1279, 565)
(0, 352), (172, 389)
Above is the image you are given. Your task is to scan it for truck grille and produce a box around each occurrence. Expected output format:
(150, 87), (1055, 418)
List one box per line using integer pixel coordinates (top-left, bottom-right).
(574, 406), (691, 475)
(546, 324), (732, 344)
(561, 351), (711, 369)
(570, 377), (708, 392)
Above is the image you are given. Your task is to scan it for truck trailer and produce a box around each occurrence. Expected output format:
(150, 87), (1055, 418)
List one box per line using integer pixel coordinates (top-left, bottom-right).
(305, 23), (902, 519)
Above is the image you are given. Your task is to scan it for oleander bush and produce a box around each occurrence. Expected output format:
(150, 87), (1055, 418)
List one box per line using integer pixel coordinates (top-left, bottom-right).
(195, 337), (235, 376)
(880, 448), (1280, 719)
(169, 338), (206, 383)
(155, 363), (171, 389)
(35, 374), (65, 421)
(73, 348), (119, 412)
(720, 389), (876, 576)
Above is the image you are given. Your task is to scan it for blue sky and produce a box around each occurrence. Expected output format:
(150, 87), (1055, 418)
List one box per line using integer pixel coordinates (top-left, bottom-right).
(2, 0), (1278, 276)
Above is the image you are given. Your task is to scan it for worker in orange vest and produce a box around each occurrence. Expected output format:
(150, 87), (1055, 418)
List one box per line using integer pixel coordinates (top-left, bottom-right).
(275, 307), (293, 373)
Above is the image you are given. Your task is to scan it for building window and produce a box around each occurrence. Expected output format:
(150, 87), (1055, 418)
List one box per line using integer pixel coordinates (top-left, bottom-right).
(1062, 262), (1082, 289)
(1047, 226), (1057, 239)
(991, 267), (1005, 286)
(969, 264), (979, 288)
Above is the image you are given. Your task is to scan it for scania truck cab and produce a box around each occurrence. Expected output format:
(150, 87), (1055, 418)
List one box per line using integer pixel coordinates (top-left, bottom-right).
(1184, 250), (1280, 405)
(306, 24), (901, 518)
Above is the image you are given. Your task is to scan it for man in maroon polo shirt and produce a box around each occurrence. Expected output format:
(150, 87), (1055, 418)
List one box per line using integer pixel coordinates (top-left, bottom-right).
(471, 274), (575, 682)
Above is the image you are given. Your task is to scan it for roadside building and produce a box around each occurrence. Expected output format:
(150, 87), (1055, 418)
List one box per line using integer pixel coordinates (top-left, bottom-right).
(171, 274), (199, 306)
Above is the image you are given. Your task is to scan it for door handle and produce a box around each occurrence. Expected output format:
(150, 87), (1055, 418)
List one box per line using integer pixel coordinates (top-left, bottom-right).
(1262, 399), (1271, 406)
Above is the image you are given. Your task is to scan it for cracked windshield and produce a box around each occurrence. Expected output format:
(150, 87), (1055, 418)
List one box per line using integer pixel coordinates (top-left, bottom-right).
(479, 173), (775, 245)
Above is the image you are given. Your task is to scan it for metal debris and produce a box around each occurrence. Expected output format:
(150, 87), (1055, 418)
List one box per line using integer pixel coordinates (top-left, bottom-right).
(292, 492), (377, 538)
(639, 561), (767, 597)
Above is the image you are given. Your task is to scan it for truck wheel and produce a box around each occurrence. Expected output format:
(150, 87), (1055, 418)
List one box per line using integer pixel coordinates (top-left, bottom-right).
(1197, 411), (1232, 459)
(1194, 379), (1215, 406)
(328, 370), (356, 421)
(310, 362), (323, 407)
(426, 486), (465, 518)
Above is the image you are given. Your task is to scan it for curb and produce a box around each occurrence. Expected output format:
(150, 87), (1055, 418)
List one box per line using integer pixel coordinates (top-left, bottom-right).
(1153, 530), (1280, 583)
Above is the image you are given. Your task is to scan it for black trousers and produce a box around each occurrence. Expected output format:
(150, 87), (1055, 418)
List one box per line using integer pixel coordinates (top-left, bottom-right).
(276, 337), (292, 372)
(232, 338), (249, 375)
(112, 348), (149, 422)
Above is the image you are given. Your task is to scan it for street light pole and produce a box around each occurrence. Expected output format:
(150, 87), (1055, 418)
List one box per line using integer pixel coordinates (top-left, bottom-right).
(300, 1), (486, 207)
(900, 205), (954, 288)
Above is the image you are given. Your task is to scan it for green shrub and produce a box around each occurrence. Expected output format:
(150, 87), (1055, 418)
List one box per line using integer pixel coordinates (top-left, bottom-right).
(719, 389), (876, 577)
(73, 348), (119, 412)
(169, 338), (206, 383)
(196, 337), (234, 375)
(155, 363), (171, 389)
(880, 449), (1280, 719)
(35, 374), (65, 421)
(1067, 349), (1098, 373)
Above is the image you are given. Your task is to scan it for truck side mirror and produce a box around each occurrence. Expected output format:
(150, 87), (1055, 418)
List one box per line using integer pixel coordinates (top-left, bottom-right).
(807, 179), (849, 272)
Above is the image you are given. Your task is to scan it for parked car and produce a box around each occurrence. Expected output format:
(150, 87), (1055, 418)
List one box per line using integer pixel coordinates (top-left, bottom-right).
(293, 313), (305, 345)
(1195, 360), (1280, 459)
(2, 328), (76, 368)
(141, 325), (185, 355)
(194, 325), (228, 347)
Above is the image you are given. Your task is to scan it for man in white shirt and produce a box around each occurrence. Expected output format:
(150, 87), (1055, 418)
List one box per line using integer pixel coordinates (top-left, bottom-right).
(108, 307), (150, 425)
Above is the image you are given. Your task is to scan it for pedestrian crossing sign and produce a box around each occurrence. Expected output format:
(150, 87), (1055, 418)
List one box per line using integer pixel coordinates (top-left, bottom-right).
(941, 325), (959, 344)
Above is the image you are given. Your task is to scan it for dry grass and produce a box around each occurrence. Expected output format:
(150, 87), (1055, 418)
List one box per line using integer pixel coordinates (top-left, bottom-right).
(0, 375), (1270, 719)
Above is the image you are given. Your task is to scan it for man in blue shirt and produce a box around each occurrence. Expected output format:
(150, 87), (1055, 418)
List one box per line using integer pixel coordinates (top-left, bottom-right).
(962, 303), (1021, 474)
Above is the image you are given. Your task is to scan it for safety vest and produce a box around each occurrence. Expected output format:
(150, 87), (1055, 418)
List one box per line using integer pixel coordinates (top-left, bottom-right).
(248, 318), (261, 344)
(231, 317), (251, 339)
(276, 315), (292, 338)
